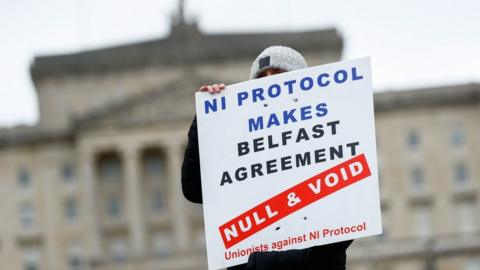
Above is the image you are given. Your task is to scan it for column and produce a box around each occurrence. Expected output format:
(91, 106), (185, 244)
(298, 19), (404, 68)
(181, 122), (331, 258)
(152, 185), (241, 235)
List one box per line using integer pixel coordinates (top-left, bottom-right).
(79, 150), (101, 260)
(166, 142), (190, 252)
(123, 146), (146, 256)
(40, 155), (61, 270)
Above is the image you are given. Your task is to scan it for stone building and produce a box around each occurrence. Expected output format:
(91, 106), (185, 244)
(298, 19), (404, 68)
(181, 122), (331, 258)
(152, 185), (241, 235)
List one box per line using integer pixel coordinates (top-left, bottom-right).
(0, 10), (479, 270)
(350, 84), (480, 270)
(0, 15), (342, 270)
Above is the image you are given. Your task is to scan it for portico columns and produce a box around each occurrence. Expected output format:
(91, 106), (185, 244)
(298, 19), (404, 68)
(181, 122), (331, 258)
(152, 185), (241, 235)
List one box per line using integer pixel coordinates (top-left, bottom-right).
(123, 146), (146, 256)
(79, 150), (101, 260)
(166, 142), (190, 252)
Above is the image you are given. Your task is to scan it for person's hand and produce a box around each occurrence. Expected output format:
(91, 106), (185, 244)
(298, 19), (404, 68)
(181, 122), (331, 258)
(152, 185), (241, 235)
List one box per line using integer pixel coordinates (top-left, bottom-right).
(243, 240), (352, 270)
(199, 83), (226, 94)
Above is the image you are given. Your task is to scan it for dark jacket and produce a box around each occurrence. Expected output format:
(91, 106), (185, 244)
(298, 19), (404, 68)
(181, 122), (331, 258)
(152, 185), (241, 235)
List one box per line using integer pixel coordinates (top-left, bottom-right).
(181, 116), (352, 270)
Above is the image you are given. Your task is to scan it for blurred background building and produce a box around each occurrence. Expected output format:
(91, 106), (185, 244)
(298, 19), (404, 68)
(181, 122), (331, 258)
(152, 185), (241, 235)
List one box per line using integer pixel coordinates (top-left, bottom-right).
(0, 1), (479, 270)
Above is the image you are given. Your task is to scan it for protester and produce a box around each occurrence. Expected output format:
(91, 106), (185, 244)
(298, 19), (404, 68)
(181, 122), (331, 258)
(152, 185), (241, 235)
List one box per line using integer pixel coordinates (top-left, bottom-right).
(181, 46), (352, 270)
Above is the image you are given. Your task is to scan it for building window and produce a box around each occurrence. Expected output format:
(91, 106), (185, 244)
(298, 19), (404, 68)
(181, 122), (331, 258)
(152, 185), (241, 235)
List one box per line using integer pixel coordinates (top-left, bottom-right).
(99, 157), (122, 184)
(107, 197), (121, 219)
(24, 263), (38, 270)
(377, 207), (389, 241)
(64, 198), (79, 223)
(68, 245), (83, 270)
(19, 204), (35, 229)
(18, 168), (31, 188)
(142, 150), (166, 216)
(407, 130), (420, 150)
(109, 238), (128, 264)
(456, 200), (477, 234)
(413, 205), (432, 238)
(410, 166), (426, 192)
(465, 259), (480, 270)
(22, 248), (40, 270)
(151, 191), (164, 214)
(67, 244), (83, 270)
(144, 154), (163, 178)
(62, 163), (75, 183)
(454, 162), (470, 189)
(152, 233), (171, 257)
(450, 127), (466, 146)
(68, 255), (81, 270)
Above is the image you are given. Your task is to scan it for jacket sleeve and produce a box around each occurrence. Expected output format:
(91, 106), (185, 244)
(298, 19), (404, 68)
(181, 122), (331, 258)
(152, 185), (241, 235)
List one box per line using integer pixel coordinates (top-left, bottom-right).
(181, 116), (203, 204)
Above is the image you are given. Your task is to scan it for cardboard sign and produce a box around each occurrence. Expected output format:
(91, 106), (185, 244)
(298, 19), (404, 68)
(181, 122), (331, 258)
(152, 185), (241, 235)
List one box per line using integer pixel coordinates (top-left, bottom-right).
(195, 58), (381, 269)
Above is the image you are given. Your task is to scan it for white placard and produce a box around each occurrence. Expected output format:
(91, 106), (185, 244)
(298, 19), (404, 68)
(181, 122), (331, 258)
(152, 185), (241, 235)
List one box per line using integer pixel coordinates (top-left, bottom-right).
(195, 57), (381, 269)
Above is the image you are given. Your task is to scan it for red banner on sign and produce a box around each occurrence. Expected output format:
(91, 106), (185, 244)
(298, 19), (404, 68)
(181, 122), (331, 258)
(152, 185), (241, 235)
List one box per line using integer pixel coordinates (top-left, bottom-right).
(219, 154), (371, 249)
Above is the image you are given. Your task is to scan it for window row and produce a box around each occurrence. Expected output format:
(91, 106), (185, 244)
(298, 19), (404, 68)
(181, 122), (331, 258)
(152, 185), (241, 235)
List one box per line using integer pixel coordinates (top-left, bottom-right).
(18, 231), (201, 270)
(379, 162), (475, 193)
(409, 162), (472, 191)
(380, 199), (478, 240)
(19, 198), (80, 229)
(104, 191), (165, 220)
(18, 191), (167, 229)
(16, 151), (166, 189)
(17, 164), (76, 189)
(405, 127), (468, 150)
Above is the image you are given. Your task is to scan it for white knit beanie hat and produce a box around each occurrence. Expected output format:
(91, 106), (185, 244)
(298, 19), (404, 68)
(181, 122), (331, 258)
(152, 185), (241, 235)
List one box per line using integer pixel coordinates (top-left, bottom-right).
(250, 46), (308, 79)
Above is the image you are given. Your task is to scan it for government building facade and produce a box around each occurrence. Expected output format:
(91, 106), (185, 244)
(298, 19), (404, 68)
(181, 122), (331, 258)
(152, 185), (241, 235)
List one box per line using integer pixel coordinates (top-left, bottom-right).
(0, 13), (479, 270)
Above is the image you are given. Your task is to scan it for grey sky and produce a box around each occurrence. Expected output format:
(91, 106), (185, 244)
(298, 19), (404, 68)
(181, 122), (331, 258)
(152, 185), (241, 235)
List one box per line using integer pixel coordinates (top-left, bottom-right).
(1, 0), (479, 127)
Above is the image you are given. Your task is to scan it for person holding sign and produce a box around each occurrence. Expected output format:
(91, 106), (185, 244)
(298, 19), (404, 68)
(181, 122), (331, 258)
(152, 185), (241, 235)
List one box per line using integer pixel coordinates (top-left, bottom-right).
(182, 46), (353, 270)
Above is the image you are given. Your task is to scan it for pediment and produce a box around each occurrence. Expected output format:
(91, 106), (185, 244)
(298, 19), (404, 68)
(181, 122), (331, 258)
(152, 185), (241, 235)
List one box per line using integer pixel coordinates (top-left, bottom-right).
(74, 75), (220, 131)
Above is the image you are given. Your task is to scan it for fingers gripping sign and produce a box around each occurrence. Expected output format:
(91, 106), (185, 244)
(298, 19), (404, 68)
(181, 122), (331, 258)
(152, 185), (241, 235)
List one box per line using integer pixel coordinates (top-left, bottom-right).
(199, 83), (226, 94)
(287, 192), (301, 207)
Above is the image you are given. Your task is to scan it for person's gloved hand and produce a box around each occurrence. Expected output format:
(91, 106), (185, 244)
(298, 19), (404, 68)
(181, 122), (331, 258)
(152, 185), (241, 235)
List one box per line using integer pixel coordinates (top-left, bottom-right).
(244, 240), (353, 270)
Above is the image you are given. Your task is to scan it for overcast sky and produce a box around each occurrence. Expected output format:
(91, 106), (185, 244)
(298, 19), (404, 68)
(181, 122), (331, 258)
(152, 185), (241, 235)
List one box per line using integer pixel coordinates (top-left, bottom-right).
(1, 0), (479, 127)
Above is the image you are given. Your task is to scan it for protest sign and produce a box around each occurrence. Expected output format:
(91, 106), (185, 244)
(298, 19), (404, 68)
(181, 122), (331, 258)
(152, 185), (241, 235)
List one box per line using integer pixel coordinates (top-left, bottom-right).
(195, 57), (381, 269)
